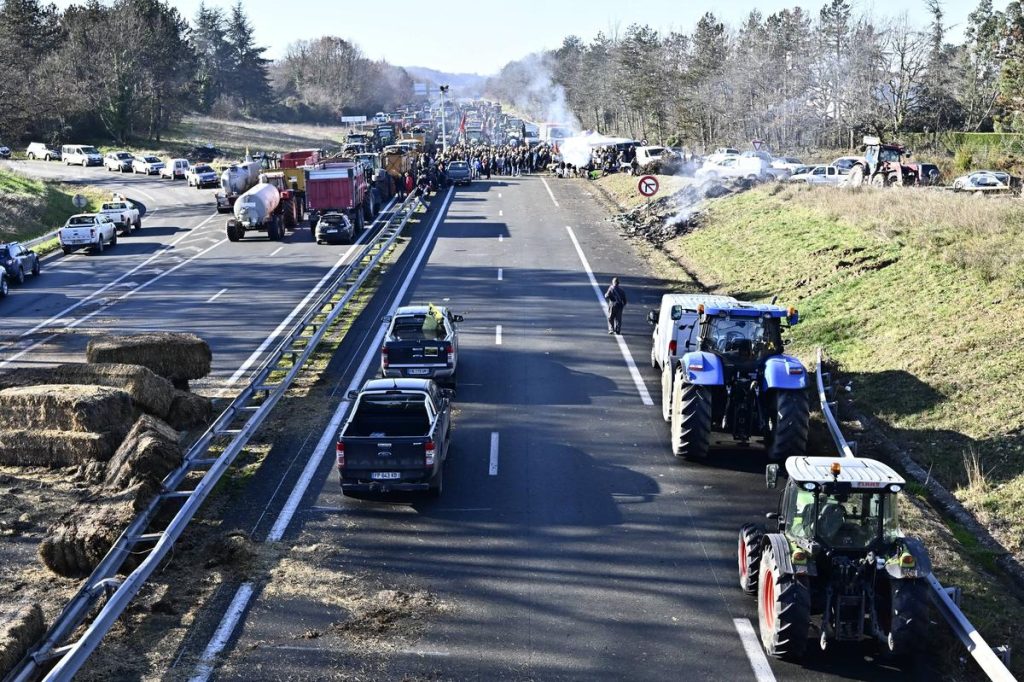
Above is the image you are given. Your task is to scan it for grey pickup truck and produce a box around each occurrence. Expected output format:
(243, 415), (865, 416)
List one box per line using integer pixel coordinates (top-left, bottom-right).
(381, 305), (463, 387)
(337, 378), (453, 497)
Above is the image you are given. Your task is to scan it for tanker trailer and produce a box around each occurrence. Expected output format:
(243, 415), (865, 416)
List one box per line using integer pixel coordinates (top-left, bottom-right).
(226, 183), (285, 241)
(216, 159), (263, 213)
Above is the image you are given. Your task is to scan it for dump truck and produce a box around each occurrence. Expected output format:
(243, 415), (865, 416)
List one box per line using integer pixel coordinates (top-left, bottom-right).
(305, 161), (373, 231)
(382, 145), (412, 181)
(225, 182), (292, 241)
(215, 159), (262, 213)
(278, 149), (320, 216)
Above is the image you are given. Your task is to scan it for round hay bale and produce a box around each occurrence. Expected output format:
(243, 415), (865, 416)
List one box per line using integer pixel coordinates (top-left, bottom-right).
(0, 363), (176, 419)
(0, 384), (134, 436)
(86, 333), (212, 386)
(166, 390), (213, 430)
(103, 415), (182, 491)
(0, 429), (116, 467)
(0, 603), (44, 678)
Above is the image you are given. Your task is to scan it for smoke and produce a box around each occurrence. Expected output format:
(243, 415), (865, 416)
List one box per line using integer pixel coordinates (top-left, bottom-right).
(489, 52), (580, 130)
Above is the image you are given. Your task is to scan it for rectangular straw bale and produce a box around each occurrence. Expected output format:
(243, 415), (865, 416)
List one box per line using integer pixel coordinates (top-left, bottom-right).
(86, 333), (212, 384)
(103, 415), (182, 491)
(0, 429), (116, 466)
(0, 384), (133, 436)
(0, 363), (175, 418)
(0, 603), (44, 678)
(166, 389), (213, 430)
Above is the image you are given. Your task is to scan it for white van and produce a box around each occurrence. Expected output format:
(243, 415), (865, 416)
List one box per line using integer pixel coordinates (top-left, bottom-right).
(160, 158), (190, 180)
(61, 145), (102, 167)
(635, 146), (672, 167)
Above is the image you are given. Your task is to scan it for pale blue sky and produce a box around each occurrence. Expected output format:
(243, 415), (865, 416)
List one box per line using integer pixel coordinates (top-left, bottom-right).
(58, 0), (1009, 74)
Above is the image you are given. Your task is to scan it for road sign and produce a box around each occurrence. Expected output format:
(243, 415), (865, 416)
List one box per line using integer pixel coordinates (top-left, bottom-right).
(71, 194), (88, 209)
(640, 138), (649, 146)
(638, 175), (659, 197)
(752, 139), (764, 151)
(340, 115), (367, 123)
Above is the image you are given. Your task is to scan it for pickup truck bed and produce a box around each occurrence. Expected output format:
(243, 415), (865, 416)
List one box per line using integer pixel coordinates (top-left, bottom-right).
(382, 306), (462, 386)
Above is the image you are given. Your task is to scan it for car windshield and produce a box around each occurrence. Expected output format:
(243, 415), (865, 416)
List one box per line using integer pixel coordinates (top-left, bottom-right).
(321, 214), (347, 225)
(449, 162), (468, 170)
(82, 146), (99, 154)
(144, 156), (160, 163)
(116, 152), (131, 159)
(705, 314), (783, 359)
(194, 165), (212, 173)
(786, 489), (900, 549)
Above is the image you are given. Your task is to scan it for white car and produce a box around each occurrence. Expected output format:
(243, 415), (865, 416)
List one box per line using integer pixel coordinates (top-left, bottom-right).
(706, 148), (740, 165)
(59, 213), (117, 255)
(952, 170), (1012, 193)
(104, 151), (134, 172)
(788, 165), (844, 186)
(700, 155), (774, 181)
(132, 155), (164, 175)
(25, 142), (60, 161)
(772, 156), (804, 172)
(159, 158), (189, 179)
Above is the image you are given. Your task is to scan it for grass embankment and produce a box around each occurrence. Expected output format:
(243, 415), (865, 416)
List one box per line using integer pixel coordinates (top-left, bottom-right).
(0, 169), (108, 247)
(161, 115), (350, 159)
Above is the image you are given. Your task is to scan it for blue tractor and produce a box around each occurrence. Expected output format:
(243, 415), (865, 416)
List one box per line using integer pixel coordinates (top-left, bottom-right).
(651, 295), (809, 460)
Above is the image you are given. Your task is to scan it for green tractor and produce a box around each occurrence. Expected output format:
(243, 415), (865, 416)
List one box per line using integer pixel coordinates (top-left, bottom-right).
(738, 456), (932, 660)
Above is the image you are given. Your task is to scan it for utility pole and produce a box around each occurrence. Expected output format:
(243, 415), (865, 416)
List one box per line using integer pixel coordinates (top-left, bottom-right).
(440, 85), (449, 155)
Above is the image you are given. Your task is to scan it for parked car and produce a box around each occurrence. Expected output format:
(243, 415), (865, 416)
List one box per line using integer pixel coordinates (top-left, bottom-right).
(446, 160), (472, 186)
(0, 143), (11, 159)
(771, 156), (804, 172)
(58, 213), (117, 255)
(381, 304), (463, 386)
(159, 158), (189, 180)
(187, 163), (219, 188)
(0, 242), (40, 284)
(25, 142), (60, 161)
(61, 144), (102, 166)
(132, 155), (164, 175)
(314, 211), (355, 244)
(831, 155), (865, 175)
(952, 170), (1011, 193)
(787, 164), (844, 186)
(104, 151), (134, 172)
(706, 147), (741, 164)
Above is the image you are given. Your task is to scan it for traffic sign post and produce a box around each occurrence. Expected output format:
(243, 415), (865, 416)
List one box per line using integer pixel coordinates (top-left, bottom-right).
(72, 194), (88, 210)
(638, 175), (659, 198)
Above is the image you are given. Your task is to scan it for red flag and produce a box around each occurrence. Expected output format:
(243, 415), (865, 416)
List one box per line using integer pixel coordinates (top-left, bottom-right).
(458, 114), (466, 134)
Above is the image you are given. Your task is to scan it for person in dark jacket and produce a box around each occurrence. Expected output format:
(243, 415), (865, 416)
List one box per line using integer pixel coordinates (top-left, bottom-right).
(604, 277), (627, 334)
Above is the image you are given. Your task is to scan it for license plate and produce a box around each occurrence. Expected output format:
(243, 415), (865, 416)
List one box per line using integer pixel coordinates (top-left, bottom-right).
(407, 368), (430, 375)
(371, 472), (401, 480)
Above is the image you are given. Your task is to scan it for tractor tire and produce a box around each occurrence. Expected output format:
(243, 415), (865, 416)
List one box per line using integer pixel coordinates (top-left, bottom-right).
(757, 542), (810, 660)
(661, 363), (674, 423)
(671, 370), (712, 459)
(738, 524), (765, 594)
(226, 222), (242, 242)
(871, 173), (887, 188)
(885, 578), (928, 658)
(356, 209), (365, 232)
(283, 200), (296, 229)
(766, 390), (809, 462)
(363, 195), (374, 223)
(847, 166), (865, 187)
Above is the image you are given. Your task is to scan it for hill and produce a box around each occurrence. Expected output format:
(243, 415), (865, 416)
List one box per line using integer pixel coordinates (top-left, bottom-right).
(403, 66), (487, 97)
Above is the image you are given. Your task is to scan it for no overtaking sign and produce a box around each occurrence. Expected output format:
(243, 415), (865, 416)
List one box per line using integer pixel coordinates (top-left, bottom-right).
(638, 175), (659, 197)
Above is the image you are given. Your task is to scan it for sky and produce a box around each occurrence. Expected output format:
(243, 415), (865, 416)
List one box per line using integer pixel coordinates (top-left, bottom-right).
(54, 0), (1010, 75)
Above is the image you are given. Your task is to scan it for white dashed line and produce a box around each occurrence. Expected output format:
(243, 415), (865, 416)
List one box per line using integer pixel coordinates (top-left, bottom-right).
(499, 209), (503, 217)
(564, 225), (654, 406)
(497, 268), (503, 281)
(733, 619), (776, 682)
(206, 288), (228, 303)
(269, 246), (283, 257)
(540, 178), (560, 207)
(495, 325), (502, 345)
(489, 432), (499, 475)
(498, 234), (503, 242)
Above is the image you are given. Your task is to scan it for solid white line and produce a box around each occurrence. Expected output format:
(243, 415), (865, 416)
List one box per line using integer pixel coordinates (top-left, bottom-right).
(564, 225), (654, 406)
(497, 268), (503, 281)
(495, 325), (502, 345)
(540, 178), (560, 207)
(733, 618), (776, 682)
(269, 246), (284, 257)
(206, 288), (228, 303)
(188, 582), (255, 682)
(489, 432), (499, 476)
(16, 211), (220, 340)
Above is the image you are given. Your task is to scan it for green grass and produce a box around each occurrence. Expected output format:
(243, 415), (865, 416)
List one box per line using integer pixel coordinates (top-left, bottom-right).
(0, 169), (110, 245)
(159, 115), (351, 160)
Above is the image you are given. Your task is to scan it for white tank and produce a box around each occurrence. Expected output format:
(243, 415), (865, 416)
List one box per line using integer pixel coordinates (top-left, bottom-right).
(221, 160), (262, 196)
(232, 183), (280, 226)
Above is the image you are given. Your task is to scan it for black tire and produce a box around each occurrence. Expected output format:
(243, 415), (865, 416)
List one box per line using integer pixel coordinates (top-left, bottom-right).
(110, 232), (117, 247)
(135, 219), (141, 231)
(766, 390), (809, 462)
(31, 259), (39, 276)
(885, 578), (928, 657)
(226, 223), (241, 242)
(355, 209), (365, 232)
(62, 247), (71, 255)
(94, 237), (104, 254)
(0, 276), (7, 297)
(27, 153), (35, 160)
(738, 524), (765, 594)
(15, 267), (25, 285)
(757, 542), (810, 660)
(427, 467), (444, 498)
(661, 363), (674, 423)
(649, 342), (658, 369)
(671, 370), (712, 459)
(283, 199), (296, 229)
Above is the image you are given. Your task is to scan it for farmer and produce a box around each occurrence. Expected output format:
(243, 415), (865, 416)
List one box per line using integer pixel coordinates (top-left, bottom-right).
(604, 277), (628, 334)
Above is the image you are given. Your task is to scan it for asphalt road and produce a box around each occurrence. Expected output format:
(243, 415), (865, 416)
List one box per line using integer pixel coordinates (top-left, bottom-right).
(0, 159), (388, 389)
(158, 175), (937, 681)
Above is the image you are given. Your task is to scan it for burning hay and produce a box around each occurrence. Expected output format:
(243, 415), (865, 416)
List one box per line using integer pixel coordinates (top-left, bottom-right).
(86, 333), (212, 389)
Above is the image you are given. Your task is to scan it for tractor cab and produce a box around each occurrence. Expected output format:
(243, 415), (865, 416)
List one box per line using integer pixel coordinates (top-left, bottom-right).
(697, 303), (798, 365)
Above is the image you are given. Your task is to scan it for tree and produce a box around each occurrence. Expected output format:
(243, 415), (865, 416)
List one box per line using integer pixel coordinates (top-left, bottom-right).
(225, 1), (271, 112)
(0, 0), (63, 142)
(958, 0), (1004, 131)
(192, 2), (231, 111)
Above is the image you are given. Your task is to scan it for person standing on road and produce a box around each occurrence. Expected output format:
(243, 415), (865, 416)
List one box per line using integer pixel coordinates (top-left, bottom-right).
(604, 277), (627, 334)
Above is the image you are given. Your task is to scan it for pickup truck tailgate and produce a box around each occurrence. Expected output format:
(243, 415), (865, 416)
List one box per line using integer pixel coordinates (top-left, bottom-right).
(385, 340), (450, 369)
(60, 227), (96, 245)
(340, 437), (428, 472)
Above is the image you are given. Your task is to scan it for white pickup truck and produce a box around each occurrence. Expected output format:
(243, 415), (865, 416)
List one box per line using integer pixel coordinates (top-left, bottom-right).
(99, 199), (141, 235)
(59, 213), (117, 255)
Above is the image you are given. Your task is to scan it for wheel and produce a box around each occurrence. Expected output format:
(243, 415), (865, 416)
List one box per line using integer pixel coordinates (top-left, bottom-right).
(0, 276), (6, 297)
(738, 524), (765, 594)
(28, 153), (35, 160)
(871, 173), (887, 188)
(660, 363), (674, 423)
(283, 200), (296, 229)
(94, 237), (104, 254)
(847, 165), (864, 187)
(883, 578), (928, 658)
(226, 223), (241, 242)
(14, 267), (24, 285)
(649, 342), (658, 369)
(671, 371), (712, 459)
(62, 247), (71, 255)
(31, 259), (39, 276)
(427, 466), (444, 498)
(110, 232), (117, 247)
(765, 390), (809, 461)
(355, 209), (365, 232)
(134, 219), (141, 231)
(757, 542), (810, 660)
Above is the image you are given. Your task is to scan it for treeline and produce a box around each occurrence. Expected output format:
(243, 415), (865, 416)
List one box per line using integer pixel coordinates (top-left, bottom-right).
(0, 0), (413, 146)
(486, 0), (1018, 151)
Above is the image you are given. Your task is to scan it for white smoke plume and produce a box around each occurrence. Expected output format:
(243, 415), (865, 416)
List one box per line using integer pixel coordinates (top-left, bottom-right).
(490, 52), (580, 131)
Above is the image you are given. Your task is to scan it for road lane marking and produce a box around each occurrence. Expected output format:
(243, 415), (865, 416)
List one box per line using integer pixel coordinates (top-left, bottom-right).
(540, 178), (560, 207)
(499, 234), (503, 242)
(733, 618), (776, 682)
(497, 268), (503, 281)
(499, 209), (503, 216)
(206, 288), (228, 303)
(269, 246), (283, 257)
(564, 225), (654, 406)
(498, 193), (502, 198)
(189, 582), (255, 682)
(495, 325), (502, 345)
(17, 210), (220, 340)
(489, 432), (499, 475)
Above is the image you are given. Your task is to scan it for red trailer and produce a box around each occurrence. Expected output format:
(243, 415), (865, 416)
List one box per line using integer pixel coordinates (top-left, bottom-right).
(305, 162), (374, 231)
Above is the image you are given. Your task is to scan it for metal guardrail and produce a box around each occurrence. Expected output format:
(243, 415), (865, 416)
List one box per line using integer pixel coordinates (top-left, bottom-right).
(9, 194), (422, 682)
(21, 230), (59, 251)
(815, 349), (1016, 682)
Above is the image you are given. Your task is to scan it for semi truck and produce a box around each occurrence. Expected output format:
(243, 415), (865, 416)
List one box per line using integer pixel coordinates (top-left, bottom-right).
(305, 161), (373, 231)
(225, 183), (294, 242)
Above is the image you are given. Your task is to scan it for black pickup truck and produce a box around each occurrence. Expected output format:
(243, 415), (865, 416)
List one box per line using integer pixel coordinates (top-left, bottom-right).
(337, 378), (453, 496)
(381, 305), (463, 387)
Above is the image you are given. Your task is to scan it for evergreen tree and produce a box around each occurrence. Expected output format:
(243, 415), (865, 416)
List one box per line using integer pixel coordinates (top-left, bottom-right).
(192, 2), (231, 111)
(225, 1), (271, 111)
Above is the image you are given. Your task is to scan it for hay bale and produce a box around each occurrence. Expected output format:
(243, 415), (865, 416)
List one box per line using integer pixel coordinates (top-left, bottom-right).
(0, 363), (175, 418)
(166, 390), (212, 430)
(39, 483), (154, 578)
(86, 333), (212, 388)
(0, 603), (44, 678)
(103, 415), (182, 491)
(0, 429), (116, 467)
(0, 384), (133, 436)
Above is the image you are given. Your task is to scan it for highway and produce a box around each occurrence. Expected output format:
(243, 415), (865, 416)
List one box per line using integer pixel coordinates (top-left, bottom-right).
(117, 175), (937, 681)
